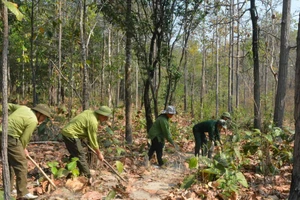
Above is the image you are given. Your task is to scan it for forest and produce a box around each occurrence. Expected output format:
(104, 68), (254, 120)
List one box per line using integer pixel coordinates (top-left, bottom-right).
(1, 0), (300, 199)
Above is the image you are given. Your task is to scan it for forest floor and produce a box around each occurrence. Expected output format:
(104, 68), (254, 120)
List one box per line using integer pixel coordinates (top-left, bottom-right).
(0, 140), (291, 200)
(0, 111), (293, 200)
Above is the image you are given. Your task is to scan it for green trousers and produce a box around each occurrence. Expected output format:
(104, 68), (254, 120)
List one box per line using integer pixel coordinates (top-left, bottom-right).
(7, 136), (29, 197)
(62, 135), (91, 178)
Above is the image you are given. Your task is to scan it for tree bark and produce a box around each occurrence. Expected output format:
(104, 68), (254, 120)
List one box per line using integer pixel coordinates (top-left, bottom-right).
(1, 2), (11, 199)
(273, 0), (291, 127)
(250, 0), (261, 130)
(80, 0), (89, 110)
(289, 13), (300, 200)
(125, 0), (133, 144)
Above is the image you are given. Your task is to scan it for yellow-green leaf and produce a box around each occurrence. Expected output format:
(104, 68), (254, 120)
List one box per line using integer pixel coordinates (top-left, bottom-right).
(3, 1), (24, 21)
(115, 161), (124, 173)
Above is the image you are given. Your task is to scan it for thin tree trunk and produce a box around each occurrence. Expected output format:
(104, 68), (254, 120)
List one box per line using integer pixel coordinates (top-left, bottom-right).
(273, 0), (291, 127)
(125, 0), (133, 144)
(289, 13), (300, 200)
(57, 0), (62, 106)
(30, 0), (37, 105)
(80, 0), (89, 110)
(228, 0), (234, 113)
(200, 47), (206, 119)
(215, 16), (219, 118)
(1, 3), (11, 199)
(250, 0), (261, 130)
(235, 0), (240, 108)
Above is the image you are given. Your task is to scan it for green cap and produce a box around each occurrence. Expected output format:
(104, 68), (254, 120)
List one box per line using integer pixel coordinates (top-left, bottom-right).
(32, 104), (51, 118)
(221, 112), (231, 120)
(95, 106), (112, 117)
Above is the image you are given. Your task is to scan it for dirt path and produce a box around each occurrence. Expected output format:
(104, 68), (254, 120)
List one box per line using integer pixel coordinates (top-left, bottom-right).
(128, 162), (187, 200)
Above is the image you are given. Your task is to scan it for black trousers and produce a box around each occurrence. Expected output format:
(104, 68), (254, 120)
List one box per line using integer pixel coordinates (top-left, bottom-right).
(62, 135), (91, 178)
(147, 137), (164, 166)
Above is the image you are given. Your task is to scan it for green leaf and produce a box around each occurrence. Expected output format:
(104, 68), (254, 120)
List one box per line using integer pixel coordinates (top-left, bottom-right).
(181, 174), (196, 189)
(105, 190), (116, 200)
(234, 146), (241, 160)
(188, 156), (198, 169)
(263, 134), (273, 143)
(71, 157), (79, 162)
(116, 147), (125, 156)
(56, 168), (66, 178)
(236, 172), (248, 187)
(47, 161), (59, 168)
(115, 161), (124, 173)
(50, 167), (57, 176)
(106, 127), (114, 135)
(67, 161), (77, 171)
(71, 168), (80, 177)
(202, 167), (221, 176)
(2, 1), (24, 21)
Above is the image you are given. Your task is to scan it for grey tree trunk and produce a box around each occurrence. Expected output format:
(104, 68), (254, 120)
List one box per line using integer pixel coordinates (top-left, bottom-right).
(80, 0), (89, 110)
(30, 0), (37, 105)
(215, 16), (219, 118)
(250, 0), (261, 130)
(125, 0), (133, 144)
(57, 0), (62, 106)
(273, 0), (291, 127)
(228, 0), (234, 113)
(289, 13), (300, 200)
(1, 3), (11, 199)
(235, 0), (240, 108)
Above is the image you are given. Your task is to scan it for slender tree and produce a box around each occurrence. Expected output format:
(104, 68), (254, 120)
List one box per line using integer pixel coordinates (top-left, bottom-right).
(273, 0), (291, 127)
(80, 0), (89, 110)
(125, 0), (133, 144)
(250, 0), (261, 129)
(289, 13), (300, 200)
(1, 2), (11, 199)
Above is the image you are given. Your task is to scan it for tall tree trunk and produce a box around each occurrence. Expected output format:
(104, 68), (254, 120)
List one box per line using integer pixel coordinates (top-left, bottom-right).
(80, 0), (89, 110)
(273, 0), (291, 127)
(228, 0), (234, 113)
(250, 0), (261, 130)
(235, 0), (240, 108)
(1, 3), (11, 199)
(200, 47), (206, 119)
(30, 0), (37, 105)
(57, 0), (62, 106)
(215, 16), (219, 118)
(289, 13), (300, 200)
(125, 0), (133, 144)
(108, 27), (112, 107)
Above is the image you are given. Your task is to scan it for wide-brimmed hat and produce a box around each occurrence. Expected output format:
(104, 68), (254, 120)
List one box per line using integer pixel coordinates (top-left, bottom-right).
(217, 119), (227, 129)
(221, 112), (231, 120)
(161, 106), (176, 115)
(95, 106), (112, 117)
(32, 104), (51, 118)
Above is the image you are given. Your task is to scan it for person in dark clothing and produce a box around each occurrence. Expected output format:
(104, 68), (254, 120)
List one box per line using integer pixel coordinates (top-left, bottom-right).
(147, 106), (178, 167)
(193, 119), (227, 158)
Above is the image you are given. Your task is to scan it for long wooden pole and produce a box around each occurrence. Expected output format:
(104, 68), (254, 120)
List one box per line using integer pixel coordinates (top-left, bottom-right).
(83, 142), (127, 182)
(27, 155), (57, 189)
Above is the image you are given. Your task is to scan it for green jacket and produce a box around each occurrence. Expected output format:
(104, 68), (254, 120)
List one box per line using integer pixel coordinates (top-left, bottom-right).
(147, 114), (174, 145)
(0, 103), (38, 148)
(193, 120), (221, 143)
(61, 110), (100, 149)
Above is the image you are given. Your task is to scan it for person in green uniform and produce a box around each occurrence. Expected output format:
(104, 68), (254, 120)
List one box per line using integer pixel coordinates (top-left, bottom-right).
(147, 106), (178, 167)
(1, 103), (51, 199)
(61, 106), (112, 182)
(193, 119), (227, 158)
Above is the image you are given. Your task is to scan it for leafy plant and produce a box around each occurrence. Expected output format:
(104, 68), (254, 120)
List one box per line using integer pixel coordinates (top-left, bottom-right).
(47, 157), (79, 178)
